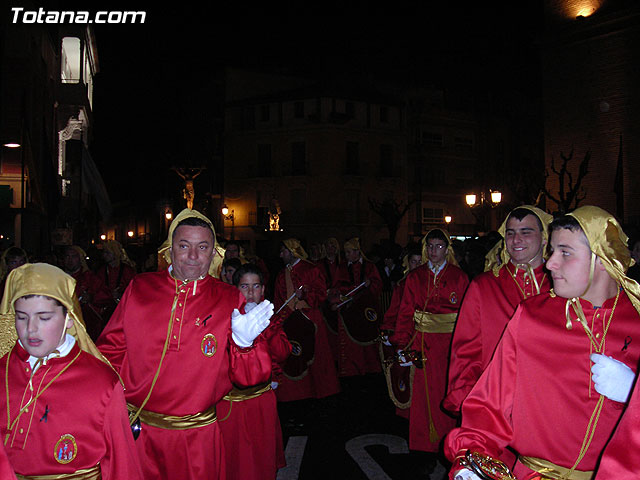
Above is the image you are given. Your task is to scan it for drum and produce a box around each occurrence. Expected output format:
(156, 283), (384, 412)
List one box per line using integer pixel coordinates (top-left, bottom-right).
(379, 342), (414, 409)
(282, 309), (317, 380)
(339, 289), (381, 345)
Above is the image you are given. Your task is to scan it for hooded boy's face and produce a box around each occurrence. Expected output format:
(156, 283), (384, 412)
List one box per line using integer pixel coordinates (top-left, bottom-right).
(15, 295), (72, 358)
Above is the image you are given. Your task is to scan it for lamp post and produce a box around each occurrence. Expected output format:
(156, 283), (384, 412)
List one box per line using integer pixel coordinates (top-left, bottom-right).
(221, 204), (235, 240)
(465, 189), (502, 232)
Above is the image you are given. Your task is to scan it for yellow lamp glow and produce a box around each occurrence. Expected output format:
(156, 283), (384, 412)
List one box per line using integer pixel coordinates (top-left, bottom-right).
(465, 194), (477, 207)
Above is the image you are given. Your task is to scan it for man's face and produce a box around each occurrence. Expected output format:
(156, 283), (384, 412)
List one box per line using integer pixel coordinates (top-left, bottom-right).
(280, 246), (295, 266)
(408, 254), (422, 271)
(237, 273), (264, 304)
(547, 228), (592, 299)
(225, 244), (240, 259)
(325, 242), (337, 258)
(426, 238), (447, 266)
(345, 248), (361, 263)
(15, 295), (72, 358)
(63, 249), (81, 273)
(224, 266), (237, 284)
(170, 225), (215, 281)
(505, 214), (545, 266)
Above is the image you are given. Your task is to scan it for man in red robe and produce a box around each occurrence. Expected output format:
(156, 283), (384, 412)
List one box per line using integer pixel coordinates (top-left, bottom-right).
(97, 209), (274, 480)
(274, 238), (340, 402)
(446, 206), (640, 480)
(390, 229), (468, 454)
(444, 206), (553, 416)
(334, 237), (384, 376)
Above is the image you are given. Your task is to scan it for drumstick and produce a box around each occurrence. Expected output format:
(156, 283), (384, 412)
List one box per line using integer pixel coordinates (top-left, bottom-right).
(275, 285), (304, 315)
(344, 281), (367, 297)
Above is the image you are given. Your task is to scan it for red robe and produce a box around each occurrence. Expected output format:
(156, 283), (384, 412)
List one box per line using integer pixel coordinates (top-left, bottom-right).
(445, 291), (640, 479)
(217, 315), (292, 480)
(391, 262), (468, 452)
(69, 269), (116, 340)
(274, 260), (340, 401)
(1, 342), (142, 479)
(595, 368), (640, 479)
(0, 445), (16, 480)
(444, 263), (550, 414)
(317, 256), (342, 361)
(97, 263), (137, 301)
(335, 259), (384, 376)
(97, 270), (272, 480)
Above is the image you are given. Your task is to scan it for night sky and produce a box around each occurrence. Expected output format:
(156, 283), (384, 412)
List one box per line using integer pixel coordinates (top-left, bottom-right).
(88, 3), (545, 207)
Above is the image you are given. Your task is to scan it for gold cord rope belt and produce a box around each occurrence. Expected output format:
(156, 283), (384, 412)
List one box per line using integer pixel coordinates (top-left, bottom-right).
(16, 464), (101, 480)
(519, 455), (593, 480)
(413, 311), (457, 333)
(127, 403), (217, 430)
(222, 382), (272, 402)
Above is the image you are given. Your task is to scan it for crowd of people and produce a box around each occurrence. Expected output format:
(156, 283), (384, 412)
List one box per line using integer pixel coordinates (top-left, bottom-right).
(1, 204), (640, 479)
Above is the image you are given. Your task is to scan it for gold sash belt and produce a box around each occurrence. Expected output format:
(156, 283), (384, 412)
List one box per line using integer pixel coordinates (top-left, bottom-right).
(222, 382), (272, 402)
(16, 464), (101, 480)
(127, 403), (217, 430)
(519, 455), (593, 480)
(413, 311), (457, 333)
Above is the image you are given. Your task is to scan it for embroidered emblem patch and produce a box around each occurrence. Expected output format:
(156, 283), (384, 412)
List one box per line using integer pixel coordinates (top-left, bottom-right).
(54, 434), (77, 464)
(449, 292), (458, 304)
(364, 307), (378, 322)
(201, 333), (217, 357)
(290, 340), (302, 357)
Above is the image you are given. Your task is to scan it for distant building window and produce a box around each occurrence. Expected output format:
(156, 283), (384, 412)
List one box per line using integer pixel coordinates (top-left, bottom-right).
(454, 136), (474, 151)
(290, 188), (307, 223)
(380, 144), (393, 177)
(243, 106), (255, 130)
(422, 207), (444, 224)
(260, 105), (270, 122)
(346, 142), (359, 175)
(61, 37), (81, 84)
(380, 106), (389, 123)
(291, 142), (306, 175)
(294, 101), (305, 119)
(345, 102), (355, 117)
(422, 132), (443, 147)
(257, 144), (272, 177)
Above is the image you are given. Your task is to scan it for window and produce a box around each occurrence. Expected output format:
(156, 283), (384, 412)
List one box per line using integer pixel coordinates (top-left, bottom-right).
(454, 136), (474, 151)
(380, 145), (393, 177)
(422, 207), (444, 224)
(257, 144), (272, 177)
(243, 106), (255, 130)
(61, 37), (81, 83)
(290, 188), (307, 222)
(291, 142), (306, 175)
(294, 101), (305, 119)
(422, 132), (443, 147)
(260, 105), (270, 122)
(346, 142), (359, 175)
(345, 102), (355, 117)
(380, 106), (389, 123)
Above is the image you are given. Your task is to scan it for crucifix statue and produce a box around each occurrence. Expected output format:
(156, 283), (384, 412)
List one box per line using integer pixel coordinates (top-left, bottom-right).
(172, 167), (205, 209)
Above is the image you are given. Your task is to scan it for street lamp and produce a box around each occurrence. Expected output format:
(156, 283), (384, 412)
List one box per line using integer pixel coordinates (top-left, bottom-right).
(444, 215), (452, 224)
(221, 204), (235, 240)
(465, 190), (502, 208)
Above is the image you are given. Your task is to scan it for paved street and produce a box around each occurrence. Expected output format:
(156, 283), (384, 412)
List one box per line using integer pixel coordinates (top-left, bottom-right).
(276, 374), (450, 480)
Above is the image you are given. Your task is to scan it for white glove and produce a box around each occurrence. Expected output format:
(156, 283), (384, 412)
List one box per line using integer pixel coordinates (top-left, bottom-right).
(590, 353), (636, 403)
(454, 468), (482, 480)
(381, 334), (392, 347)
(397, 349), (413, 367)
(270, 381), (279, 390)
(231, 300), (273, 347)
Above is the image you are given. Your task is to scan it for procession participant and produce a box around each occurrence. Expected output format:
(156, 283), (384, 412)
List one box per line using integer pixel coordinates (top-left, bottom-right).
(444, 206), (553, 415)
(222, 257), (242, 285)
(319, 238), (342, 290)
(218, 263), (291, 480)
(0, 247), (28, 294)
(274, 239), (340, 402)
(446, 206), (640, 480)
(63, 246), (114, 341)
(317, 237), (343, 361)
(97, 208), (274, 480)
(334, 238), (384, 376)
(97, 240), (137, 303)
(0, 263), (142, 479)
(390, 229), (468, 454)
(224, 240), (270, 289)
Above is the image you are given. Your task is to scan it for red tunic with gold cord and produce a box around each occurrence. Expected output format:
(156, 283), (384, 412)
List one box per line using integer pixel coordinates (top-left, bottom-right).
(391, 262), (468, 452)
(1, 342), (142, 479)
(444, 262), (550, 414)
(97, 270), (272, 480)
(445, 291), (640, 479)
